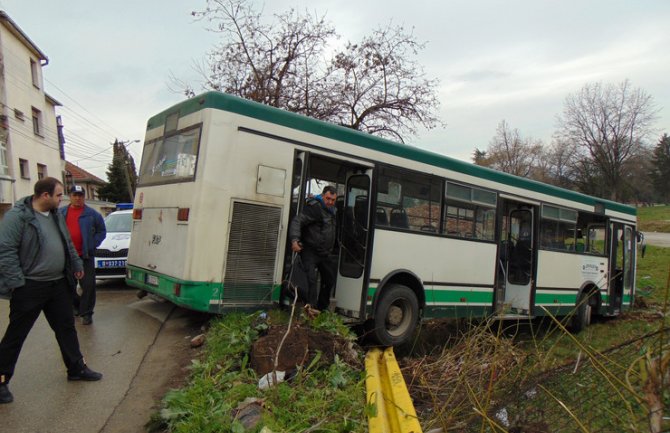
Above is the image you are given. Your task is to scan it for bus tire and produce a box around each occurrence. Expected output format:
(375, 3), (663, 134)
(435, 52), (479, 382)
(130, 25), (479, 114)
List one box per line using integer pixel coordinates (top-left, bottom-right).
(372, 284), (419, 346)
(571, 291), (592, 333)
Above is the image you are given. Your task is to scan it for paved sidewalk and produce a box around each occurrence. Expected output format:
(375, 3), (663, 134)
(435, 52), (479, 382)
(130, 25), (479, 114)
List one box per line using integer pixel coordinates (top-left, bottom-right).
(0, 290), (198, 433)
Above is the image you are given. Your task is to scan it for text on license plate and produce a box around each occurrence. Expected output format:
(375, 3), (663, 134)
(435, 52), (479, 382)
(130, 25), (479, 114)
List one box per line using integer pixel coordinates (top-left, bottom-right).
(145, 274), (159, 286)
(97, 259), (127, 268)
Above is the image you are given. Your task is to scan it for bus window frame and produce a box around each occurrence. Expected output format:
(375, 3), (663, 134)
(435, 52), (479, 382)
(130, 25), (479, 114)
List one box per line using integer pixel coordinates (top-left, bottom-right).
(138, 123), (203, 187)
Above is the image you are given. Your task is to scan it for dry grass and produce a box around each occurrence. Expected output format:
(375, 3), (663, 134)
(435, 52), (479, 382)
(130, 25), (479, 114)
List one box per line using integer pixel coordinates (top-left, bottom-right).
(401, 320), (529, 432)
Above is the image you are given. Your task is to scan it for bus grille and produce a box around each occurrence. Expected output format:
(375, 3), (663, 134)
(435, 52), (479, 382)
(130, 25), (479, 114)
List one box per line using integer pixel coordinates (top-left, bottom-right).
(223, 202), (281, 302)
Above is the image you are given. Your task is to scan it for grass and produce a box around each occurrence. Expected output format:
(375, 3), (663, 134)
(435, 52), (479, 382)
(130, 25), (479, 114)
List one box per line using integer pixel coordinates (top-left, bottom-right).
(637, 205), (670, 232)
(149, 309), (367, 433)
(637, 244), (670, 305)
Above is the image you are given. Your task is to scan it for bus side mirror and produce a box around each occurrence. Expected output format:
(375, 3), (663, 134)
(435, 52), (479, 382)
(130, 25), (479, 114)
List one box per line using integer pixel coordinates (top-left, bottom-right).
(637, 231), (646, 258)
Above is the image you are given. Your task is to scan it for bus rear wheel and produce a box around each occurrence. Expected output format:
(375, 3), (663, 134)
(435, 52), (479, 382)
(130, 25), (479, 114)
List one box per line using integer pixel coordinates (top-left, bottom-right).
(372, 284), (419, 346)
(571, 291), (593, 332)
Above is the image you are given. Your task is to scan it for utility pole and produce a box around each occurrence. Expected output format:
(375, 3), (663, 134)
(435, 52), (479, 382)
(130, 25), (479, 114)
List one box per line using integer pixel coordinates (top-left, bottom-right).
(115, 139), (138, 202)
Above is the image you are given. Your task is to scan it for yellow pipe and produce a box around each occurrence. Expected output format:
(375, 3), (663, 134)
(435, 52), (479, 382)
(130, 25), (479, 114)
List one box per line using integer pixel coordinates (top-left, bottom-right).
(365, 347), (422, 433)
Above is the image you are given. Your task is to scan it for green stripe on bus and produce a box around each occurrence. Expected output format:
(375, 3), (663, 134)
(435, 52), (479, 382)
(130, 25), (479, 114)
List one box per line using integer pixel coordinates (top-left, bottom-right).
(534, 292), (579, 304)
(431, 289), (493, 303)
(125, 266), (279, 313)
(147, 92), (635, 216)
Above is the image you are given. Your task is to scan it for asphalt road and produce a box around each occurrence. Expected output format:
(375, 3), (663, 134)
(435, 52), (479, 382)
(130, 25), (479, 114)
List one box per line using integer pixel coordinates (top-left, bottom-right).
(0, 280), (206, 433)
(643, 231), (670, 248)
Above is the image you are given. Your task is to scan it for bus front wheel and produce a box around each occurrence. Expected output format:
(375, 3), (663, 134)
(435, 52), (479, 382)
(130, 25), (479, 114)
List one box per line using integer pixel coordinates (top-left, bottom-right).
(372, 284), (419, 346)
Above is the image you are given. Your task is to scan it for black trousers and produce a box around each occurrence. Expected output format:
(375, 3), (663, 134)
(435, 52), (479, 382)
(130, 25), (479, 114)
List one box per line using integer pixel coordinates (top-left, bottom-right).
(76, 257), (97, 318)
(0, 278), (84, 382)
(301, 248), (336, 310)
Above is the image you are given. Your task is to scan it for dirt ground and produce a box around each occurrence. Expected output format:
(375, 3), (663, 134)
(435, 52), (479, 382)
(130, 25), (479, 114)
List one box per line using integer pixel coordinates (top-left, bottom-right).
(249, 324), (361, 377)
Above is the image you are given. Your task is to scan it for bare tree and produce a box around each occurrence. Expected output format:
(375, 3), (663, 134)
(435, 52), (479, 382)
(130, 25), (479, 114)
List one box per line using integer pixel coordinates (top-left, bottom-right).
(483, 120), (544, 178)
(326, 24), (442, 141)
(188, 0), (335, 114)
(542, 139), (578, 188)
(555, 80), (658, 201)
(185, 0), (442, 142)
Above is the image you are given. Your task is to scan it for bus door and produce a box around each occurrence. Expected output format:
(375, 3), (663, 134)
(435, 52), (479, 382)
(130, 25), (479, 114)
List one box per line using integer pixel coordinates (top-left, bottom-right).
(608, 222), (635, 313)
(282, 151), (371, 312)
(335, 171), (372, 318)
(497, 201), (537, 314)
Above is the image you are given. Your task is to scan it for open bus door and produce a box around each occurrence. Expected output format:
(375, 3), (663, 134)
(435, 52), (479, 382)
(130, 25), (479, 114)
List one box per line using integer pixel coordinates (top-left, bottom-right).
(496, 200), (537, 315)
(334, 171), (372, 319)
(608, 222), (636, 314)
(282, 151), (372, 312)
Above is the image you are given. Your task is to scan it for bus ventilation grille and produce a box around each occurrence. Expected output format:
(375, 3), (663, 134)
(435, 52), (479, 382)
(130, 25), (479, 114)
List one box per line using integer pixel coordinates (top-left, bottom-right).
(223, 202), (281, 302)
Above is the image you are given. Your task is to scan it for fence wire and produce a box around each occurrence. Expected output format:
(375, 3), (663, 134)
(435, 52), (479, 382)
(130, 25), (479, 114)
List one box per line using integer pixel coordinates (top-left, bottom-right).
(488, 328), (670, 433)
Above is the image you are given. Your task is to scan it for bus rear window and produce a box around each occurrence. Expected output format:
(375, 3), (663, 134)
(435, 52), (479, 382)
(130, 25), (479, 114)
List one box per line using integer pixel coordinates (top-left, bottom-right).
(138, 126), (201, 185)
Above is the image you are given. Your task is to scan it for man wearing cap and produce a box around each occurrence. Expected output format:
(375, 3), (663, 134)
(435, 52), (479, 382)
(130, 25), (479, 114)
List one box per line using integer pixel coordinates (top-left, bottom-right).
(60, 185), (106, 325)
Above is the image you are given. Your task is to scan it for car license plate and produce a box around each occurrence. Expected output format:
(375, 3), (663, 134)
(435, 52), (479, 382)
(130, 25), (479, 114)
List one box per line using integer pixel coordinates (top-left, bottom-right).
(97, 259), (127, 268)
(145, 274), (159, 286)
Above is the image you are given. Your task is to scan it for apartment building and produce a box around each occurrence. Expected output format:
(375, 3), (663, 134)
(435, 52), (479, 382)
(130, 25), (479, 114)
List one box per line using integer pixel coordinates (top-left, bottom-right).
(0, 11), (64, 217)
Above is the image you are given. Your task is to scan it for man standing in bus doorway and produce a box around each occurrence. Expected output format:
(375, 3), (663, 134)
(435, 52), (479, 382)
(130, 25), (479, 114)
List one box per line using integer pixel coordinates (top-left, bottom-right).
(60, 185), (106, 325)
(289, 185), (338, 311)
(0, 177), (103, 404)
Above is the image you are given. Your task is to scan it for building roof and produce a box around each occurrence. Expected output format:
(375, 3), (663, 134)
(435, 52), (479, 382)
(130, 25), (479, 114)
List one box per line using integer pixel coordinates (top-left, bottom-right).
(0, 11), (48, 64)
(65, 161), (106, 185)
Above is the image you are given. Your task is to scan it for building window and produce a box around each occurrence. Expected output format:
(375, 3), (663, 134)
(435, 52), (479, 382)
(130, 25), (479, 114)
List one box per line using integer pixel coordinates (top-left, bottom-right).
(31, 59), (40, 88)
(32, 107), (42, 136)
(0, 142), (8, 176)
(14, 109), (25, 121)
(37, 163), (47, 180)
(19, 158), (30, 179)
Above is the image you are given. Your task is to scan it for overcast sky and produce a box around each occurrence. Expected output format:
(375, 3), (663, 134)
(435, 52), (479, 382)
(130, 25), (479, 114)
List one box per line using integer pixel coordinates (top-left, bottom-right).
(1, 0), (668, 179)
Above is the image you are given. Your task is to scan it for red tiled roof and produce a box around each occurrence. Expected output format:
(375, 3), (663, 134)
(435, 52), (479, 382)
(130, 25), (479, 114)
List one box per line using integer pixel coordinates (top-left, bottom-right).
(65, 161), (106, 185)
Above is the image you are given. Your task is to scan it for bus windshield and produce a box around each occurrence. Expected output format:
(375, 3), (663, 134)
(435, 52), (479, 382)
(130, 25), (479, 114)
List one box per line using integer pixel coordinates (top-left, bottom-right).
(138, 126), (201, 186)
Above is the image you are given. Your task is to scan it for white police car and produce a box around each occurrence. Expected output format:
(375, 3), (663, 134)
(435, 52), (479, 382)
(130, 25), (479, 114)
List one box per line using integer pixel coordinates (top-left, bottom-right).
(94, 208), (133, 279)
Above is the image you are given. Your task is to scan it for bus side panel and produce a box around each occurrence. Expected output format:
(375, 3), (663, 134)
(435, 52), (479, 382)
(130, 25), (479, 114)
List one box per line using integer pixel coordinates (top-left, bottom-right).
(369, 230), (497, 316)
(535, 250), (608, 313)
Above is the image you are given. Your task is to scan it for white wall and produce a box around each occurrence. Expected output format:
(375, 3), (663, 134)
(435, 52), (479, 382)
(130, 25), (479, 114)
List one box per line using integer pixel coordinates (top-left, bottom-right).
(0, 18), (63, 207)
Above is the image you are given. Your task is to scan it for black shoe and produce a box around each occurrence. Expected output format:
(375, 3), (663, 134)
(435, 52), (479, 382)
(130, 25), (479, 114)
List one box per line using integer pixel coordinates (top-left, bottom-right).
(0, 383), (13, 404)
(67, 365), (102, 381)
(82, 315), (92, 325)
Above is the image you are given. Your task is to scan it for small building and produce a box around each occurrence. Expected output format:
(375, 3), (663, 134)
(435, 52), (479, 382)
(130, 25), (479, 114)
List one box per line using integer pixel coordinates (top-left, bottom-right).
(0, 11), (64, 217)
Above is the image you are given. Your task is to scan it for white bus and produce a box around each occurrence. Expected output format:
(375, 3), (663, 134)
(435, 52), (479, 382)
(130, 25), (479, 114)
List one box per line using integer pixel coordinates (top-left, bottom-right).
(126, 92), (638, 346)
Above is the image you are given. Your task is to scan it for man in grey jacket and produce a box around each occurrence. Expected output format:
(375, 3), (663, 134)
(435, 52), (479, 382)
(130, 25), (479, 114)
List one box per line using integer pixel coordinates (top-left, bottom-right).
(0, 177), (102, 405)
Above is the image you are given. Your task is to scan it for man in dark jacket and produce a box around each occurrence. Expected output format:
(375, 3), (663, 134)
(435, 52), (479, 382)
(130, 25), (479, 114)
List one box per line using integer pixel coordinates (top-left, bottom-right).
(288, 185), (338, 311)
(0, 177), (102, 405)
(60, 185), (106, 325)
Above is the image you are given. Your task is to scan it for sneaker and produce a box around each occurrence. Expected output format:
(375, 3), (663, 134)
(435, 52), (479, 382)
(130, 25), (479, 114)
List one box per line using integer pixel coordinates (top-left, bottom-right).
(67, 365), (102, 381)
(81, 316), (92, 325)
(0, 383), (13, 404)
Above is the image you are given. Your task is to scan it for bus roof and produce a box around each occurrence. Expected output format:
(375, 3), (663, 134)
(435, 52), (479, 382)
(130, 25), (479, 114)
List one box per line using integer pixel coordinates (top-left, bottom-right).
(147, 91), (636, 217)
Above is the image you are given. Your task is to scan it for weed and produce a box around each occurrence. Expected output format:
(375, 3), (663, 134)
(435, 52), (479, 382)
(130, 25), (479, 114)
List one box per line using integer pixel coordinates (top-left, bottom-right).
(154, 311), (366, 432)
